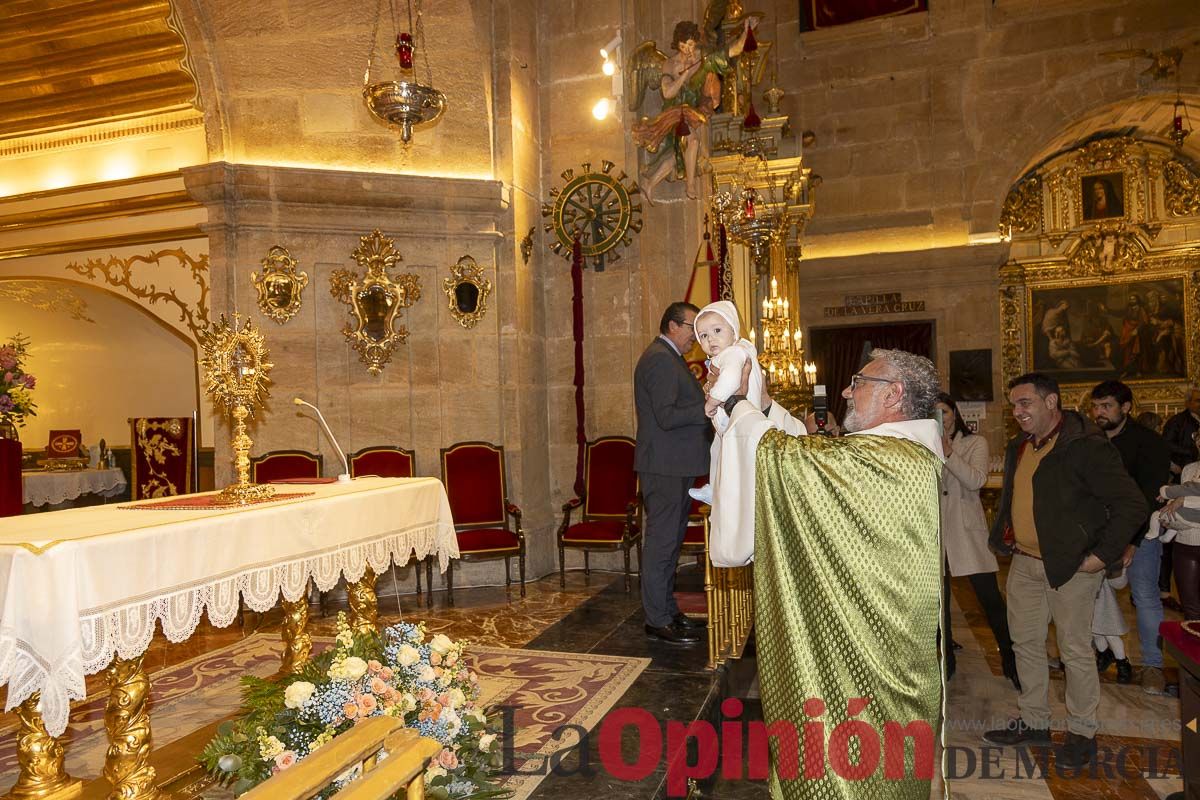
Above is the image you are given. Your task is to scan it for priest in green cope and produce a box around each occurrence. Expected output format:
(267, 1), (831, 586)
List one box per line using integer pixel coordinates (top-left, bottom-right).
(712, 348), (945, 800)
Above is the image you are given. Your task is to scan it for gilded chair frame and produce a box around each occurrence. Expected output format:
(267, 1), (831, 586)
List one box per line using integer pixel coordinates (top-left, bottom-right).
(439, 441), (525, 607)
(557, 435), (642, 592)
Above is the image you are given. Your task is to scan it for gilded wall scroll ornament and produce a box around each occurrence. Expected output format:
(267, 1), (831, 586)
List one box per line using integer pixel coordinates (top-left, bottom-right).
(7, 692), (81, 800)
(542, 161), (642, 271)
(442, 255), (492, 329)
(0, 280), (94, 323)
(65, 249), (209, 339)
(251, 246), (308, 325)
(1164, 160), (1200, 217)
(103, 654), (160, 800)
(199, 314), (275, 505)
(999, 176), (1042, 235)
(1064, 221), (1148, 276)
(330, 230), (421, 375)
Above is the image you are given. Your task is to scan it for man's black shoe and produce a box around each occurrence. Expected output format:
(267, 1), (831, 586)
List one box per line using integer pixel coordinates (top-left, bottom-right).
(1095, 647), (1115, 673)
(645, 623), (700, 644)
(1115, 658), (1133, 684)
(982, 718), (1052, 747)
(673, 612), (706, 630)
(1056, 732), (1096, 770)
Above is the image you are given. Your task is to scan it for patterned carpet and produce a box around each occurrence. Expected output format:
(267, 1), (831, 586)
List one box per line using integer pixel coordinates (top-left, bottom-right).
(0, 634), (649, 800)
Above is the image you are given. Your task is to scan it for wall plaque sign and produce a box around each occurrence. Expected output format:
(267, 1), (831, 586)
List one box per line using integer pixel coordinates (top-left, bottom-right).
(823, 292), (925, 317)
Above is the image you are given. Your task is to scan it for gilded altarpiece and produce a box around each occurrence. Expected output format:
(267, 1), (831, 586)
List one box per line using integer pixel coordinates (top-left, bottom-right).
(999, 137), (1200, 417)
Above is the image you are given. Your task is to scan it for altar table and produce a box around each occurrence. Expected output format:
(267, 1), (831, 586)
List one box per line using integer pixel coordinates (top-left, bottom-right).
(22, 466), (127, 508)
(0, 476), (458, 799)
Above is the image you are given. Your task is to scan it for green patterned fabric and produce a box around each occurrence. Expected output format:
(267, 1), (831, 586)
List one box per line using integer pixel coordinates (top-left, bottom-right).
(754, 430), (943, 800)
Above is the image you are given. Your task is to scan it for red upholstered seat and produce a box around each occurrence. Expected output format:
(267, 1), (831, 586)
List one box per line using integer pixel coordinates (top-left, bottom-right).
(350, 446), (414, 478)
(683, 524), (705, 545)
(250, 450), (322, 483)
(561, 519), (626, 542)
(557, 436), (642, 592)
(457, 527), (521, 553)
(438, 441), (524, 606)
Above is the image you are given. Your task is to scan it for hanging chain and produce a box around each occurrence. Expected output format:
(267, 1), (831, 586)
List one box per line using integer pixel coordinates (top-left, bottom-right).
(416, 0), (433, 86)
(363, 0), (385, 87)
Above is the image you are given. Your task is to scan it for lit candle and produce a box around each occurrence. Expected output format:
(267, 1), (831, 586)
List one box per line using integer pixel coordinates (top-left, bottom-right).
(783, 298), (789, 315)
(762, 297), (770, 317)
(771, 277), (778, 297)
(749, 329), (756, 344)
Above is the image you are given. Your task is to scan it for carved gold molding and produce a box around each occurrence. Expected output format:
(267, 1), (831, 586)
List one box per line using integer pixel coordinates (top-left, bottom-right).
(66, 248), (210, 339)
(0, 191), (196, 232)
(0, 226), (204, 262)
(0, 279), (94, 322)
(1164, 160), (1200, 218)
(330, 230), (421, 375)
(1063, 221), (1148, 277)
(999, 176), (1041, 235)
(442, 255), (492, 330)
(251, 245), (308, 325)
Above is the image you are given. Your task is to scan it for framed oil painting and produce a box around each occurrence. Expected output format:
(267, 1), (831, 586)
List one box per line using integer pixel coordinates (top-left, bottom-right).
(1028, 278), (1187, 385)
(1081, 172), (1124, 220)
(949, 349), (993, 401)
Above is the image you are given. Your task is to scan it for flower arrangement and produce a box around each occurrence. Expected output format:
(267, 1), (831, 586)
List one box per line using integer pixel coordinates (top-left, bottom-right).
(200, 614), (508, 799)
(0, 334), (36, 430)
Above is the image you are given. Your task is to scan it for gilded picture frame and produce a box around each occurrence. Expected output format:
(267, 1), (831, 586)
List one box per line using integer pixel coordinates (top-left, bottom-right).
(1079, 171), (1126, 222)
(442, 255), (492, 330)
(251, 245), (308, 324)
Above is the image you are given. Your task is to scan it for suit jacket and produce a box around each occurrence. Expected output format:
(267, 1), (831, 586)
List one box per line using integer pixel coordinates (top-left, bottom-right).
(634, 337), (710, 476)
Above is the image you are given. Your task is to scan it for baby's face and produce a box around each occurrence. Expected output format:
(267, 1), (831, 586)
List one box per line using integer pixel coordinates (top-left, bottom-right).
(695, 313), (737, 356)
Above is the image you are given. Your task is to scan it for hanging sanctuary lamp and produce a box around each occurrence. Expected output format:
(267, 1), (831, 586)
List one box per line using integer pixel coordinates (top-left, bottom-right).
(363, 0), (446, 143)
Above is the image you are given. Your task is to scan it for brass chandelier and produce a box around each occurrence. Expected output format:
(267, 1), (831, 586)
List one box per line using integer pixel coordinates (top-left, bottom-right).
(363, 0), (446, 143)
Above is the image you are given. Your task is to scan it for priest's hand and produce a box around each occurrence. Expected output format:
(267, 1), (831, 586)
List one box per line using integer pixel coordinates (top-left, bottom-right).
(804, 413), (841, 436)
(703, 364), (719, 395)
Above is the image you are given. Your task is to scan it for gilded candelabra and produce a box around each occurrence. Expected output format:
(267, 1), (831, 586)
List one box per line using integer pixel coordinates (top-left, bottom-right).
(199, 314), (276, 505)
(752, 276), (815, 412)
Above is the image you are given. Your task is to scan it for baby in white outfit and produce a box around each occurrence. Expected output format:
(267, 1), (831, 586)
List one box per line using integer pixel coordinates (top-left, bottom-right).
(688, 300), (765, 506)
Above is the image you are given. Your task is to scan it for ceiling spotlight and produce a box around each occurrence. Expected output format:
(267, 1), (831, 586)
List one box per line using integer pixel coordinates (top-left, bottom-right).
(592, 98), (612, 120)
(602, 59), (616, 76)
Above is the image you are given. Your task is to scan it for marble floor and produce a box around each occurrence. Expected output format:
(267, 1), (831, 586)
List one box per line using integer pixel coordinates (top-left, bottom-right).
(0, 563), (1189, 799)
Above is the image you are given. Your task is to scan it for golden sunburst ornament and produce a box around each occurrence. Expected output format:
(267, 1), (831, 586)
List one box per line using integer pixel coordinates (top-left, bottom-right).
(199, 313), (277, 505)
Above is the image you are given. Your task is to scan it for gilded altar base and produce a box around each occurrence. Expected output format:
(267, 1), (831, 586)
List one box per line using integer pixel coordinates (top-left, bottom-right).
(3, 693), (82, 800)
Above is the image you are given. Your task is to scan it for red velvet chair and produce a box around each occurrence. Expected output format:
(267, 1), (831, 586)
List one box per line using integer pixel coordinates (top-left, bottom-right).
(440, 441), (524, 606)
(557, 436), (642, 592)
(349, 446), (415, 478)
(250, 450), (323, 483)
(350, 445), (423, 601)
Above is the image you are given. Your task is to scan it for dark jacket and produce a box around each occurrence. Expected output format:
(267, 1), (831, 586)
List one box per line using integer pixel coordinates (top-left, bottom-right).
(633, 337), (710, 477)
(988, 410), (1147, 589)
(1162, 409), (1199, 473)
(1108, 418), (1171, 544)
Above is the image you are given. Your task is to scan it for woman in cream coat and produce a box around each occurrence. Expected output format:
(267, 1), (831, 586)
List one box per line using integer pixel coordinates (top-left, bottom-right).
(935, 392), (1019, 689)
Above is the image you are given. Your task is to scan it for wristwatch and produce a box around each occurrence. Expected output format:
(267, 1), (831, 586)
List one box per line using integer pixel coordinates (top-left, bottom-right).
(723, 394), (746, 416)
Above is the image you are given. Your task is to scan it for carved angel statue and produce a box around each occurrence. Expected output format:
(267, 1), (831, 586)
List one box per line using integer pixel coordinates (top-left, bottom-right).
(627, 1), (757, 205)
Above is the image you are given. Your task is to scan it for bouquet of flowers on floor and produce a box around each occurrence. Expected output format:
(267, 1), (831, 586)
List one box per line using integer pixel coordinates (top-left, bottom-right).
(0, 334), (36, 430)
(200, 613), (509, 799)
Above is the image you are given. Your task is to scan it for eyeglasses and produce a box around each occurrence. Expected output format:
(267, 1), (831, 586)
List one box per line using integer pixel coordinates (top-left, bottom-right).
(848, 373), (897, 391)
(679, 321), (695, 328)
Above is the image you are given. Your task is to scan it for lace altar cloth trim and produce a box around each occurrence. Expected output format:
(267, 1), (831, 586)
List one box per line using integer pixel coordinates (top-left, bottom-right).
(118, 492), (313, 510)
(1, 520), (450, 738)
(22, 467), (126, 507)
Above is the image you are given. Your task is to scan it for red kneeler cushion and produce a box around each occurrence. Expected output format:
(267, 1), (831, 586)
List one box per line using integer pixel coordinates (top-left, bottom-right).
(562, 520), (627, 542)
(457, 527), (519, 553)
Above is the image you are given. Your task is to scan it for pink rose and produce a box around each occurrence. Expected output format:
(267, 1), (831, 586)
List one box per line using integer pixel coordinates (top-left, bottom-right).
(379, 667), (394, 681)
(343, 702), (359, 719)
(418, 687), (436, 703)
(430, 651), (442, 666)
(359, 693), (378, 715)
(437, 749), (459, 769)
(437, 692), (451, 706)
(274, 751), (297, 770)
(370, 677), (388, 695)
(367, 659), (383, 673)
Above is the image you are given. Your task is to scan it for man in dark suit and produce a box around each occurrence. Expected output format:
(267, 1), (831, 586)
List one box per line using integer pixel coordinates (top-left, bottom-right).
(634, 301), (711, 644)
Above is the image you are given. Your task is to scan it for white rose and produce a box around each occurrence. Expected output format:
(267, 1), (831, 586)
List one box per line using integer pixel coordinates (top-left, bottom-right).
(447, 688), (466, 709)
(478, 733), (496, 753)
(401, 692), (418, 712)
(397, 645), (420, 667)
(429, 633), (454, 654)
(467, 708), (486, 724)
(441, 708), (462, 737)
(437, 670), (453, 687)
(342, 657), (368, 681)
(284, 681), (316, 709)
(419, 665), (437, 683)
(424, 763), (447, 781)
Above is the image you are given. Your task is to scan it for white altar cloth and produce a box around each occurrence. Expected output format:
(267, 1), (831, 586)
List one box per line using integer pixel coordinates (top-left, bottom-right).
(22, 467), (127, 507)
(0, 476), (458, 737)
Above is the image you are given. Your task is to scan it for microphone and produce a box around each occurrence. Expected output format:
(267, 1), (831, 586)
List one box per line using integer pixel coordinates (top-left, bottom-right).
(293, 397), (351, 483)
(813, 385), (829, 435)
